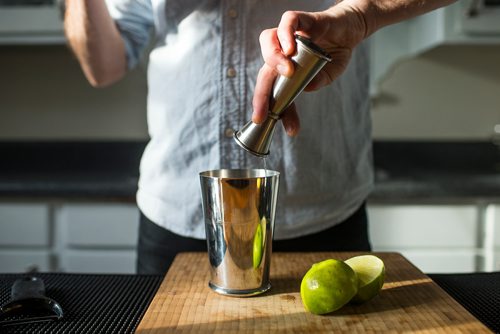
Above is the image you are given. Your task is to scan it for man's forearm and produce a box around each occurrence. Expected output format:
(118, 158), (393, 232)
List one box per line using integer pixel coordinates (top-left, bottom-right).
(64, 0), (127, 87)
(344, 0), (458, 38)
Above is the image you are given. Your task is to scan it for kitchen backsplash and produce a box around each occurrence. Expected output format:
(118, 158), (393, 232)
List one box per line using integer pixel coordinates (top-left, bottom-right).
(0, 43), (499, 141)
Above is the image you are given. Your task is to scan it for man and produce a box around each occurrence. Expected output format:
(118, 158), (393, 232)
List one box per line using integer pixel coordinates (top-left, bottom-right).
(64, 0), (455, 274)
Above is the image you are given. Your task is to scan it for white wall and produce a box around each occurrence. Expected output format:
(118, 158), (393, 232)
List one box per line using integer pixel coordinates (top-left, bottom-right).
(0, 45), (148, 140)
(0, 44), (499, 141)
(371, 44), (500, 140)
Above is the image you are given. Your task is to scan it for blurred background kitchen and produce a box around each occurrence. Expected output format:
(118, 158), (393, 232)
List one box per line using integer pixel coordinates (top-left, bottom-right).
(0, 0), (499, 275)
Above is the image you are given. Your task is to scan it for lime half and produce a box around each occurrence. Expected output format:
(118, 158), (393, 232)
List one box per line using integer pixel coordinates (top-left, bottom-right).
(344, 255), (385, 303)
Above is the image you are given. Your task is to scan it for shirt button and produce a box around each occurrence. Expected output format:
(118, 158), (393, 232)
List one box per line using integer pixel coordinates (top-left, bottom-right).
(224, 128), (235, 138)
(226, 67), (237, 78)
(228, 9), (238, 19)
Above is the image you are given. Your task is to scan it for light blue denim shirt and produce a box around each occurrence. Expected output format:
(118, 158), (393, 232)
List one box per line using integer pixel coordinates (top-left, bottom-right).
(106, 0), (374, 239)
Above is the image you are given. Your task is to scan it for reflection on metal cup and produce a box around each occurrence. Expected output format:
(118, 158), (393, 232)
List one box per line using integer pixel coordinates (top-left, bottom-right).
(199, 169), (280, 296)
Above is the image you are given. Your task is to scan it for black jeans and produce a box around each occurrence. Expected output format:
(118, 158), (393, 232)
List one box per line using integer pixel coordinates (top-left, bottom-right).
(136, 202), (371, 275)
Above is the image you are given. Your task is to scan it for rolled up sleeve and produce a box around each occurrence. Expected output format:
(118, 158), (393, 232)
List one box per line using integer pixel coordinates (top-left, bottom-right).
(105, 0), (154, 69)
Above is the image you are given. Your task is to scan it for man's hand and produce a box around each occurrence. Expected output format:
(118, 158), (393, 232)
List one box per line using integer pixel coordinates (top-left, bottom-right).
(252, 5), (367, 136)
(252, 0), (457, 136)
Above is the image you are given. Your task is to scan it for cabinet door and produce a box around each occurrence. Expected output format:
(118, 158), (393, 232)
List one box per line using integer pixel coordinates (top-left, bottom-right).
(0, 250), (51, 273)
(58, 203), (139, 248)
(0, 203), (50, 246)
(367, 204), (478, 273)
(56, 203), (139, 273)
(368, 204), (477, 248)
(0, 203), (52, 273)
(0, 6), (65, 44)
(388, 250), (477, 273)
(61, 249), (136, 274)
(493, 205), (500, 271)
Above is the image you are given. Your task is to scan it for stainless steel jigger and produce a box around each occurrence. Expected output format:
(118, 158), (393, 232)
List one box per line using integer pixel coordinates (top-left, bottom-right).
(234, 35), (332, 156)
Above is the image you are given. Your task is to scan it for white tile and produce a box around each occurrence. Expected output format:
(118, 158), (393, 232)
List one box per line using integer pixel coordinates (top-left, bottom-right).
(0, 203), (50, 246)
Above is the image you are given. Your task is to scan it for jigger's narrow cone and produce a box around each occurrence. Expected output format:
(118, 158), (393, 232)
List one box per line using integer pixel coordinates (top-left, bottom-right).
(234, 117), (278, 157)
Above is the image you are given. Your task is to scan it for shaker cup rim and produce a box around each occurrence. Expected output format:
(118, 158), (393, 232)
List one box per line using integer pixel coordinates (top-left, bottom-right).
(199, 169), (279, 179)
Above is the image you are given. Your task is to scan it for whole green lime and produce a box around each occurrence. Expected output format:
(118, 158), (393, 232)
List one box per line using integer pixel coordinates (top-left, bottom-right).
(300, 259), (358, 314)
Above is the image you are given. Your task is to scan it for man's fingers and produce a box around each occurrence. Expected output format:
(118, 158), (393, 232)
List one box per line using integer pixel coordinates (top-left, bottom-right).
(259, 28), (293, 77)
(252, 65), (300, 137)
(277, 11), (316, 55)
(252, 64), (277, 124)
(277, 11), (300, 56)
(304, 48), (352, 91)
(281, 103), (300, 137)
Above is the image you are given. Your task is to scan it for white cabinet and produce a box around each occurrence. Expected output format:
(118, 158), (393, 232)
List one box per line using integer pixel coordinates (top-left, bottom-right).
(368, 205), (477, 248)
(0, 5), (65, 44)
(0, 201), (139, 274)
(0, 203), (50, 246)
(368, 204), (481, 273)
(395, 250), (477, 273)
(370, 0), (500, 94)
(460, 1), (500, 35)
(1, 200), (497, 274)
(493, 205), (500, 248)
(56, 203), (139, 274)
(491, 205), (500, 271)
(0, 203), (52, 272)
(0, 250), (52, 272)
(61, 249), (137, 274)
(493, 250), (500, 272)
(58, 203), (139, 248)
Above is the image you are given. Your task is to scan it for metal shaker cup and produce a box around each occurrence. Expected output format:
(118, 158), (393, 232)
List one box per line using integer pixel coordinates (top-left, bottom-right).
(199, 169), (280, 296)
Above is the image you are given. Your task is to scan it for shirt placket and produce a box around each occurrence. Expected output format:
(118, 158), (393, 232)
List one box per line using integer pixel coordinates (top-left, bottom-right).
(220, 0), (246, 169)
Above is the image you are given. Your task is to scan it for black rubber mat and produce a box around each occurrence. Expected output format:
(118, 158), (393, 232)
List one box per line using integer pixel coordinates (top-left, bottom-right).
(1, 272), (497, 333)
(0, 273), (163, 334)
(429, 272), (500, 333)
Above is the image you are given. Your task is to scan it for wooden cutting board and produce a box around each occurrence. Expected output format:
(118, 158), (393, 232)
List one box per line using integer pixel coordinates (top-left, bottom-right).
(136, 252), (491, 333)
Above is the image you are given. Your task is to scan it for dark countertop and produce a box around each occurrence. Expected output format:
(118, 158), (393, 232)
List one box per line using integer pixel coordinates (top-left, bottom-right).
(372, 141), (500, 202)
(0, 141), (144, 200)
(0, 140), (499, 202)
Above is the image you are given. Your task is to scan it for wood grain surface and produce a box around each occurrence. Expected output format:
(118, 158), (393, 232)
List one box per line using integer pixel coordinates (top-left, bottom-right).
(137, 252), (491, 333)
